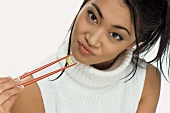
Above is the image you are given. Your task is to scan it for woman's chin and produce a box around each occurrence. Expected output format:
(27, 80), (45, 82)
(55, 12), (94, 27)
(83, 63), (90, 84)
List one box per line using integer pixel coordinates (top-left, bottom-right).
(72, 53), (92, 65)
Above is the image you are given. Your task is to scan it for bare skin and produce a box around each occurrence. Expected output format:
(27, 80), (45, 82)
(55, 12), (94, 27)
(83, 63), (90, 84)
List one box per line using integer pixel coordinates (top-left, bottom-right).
(10, 76), (45, 113)
(136, 64), (161, 113)
(0, 77), (23, 113)
(71, 0), (136, 69)
(0, 0), (161, 112)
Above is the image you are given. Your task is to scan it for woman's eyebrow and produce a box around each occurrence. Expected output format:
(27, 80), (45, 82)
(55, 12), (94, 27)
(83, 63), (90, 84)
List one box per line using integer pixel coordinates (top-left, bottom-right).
(91, 3), (104, 19)
(112, 25), (131, 36)
(91, 3), (131, 36)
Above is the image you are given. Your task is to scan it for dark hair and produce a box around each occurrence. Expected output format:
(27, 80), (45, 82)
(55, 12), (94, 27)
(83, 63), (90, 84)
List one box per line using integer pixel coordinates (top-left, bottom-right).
(51, 0), (170, 81)
(125, 0), (170, 80)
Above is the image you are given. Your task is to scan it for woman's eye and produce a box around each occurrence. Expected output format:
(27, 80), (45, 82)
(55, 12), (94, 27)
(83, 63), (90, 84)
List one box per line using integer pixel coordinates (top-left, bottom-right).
(87, 10), (98, 24)
(109, 32), (123, 41)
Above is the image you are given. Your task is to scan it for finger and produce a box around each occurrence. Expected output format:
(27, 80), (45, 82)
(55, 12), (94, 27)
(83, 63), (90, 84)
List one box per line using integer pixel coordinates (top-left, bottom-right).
(0, 86), (24, 105)
(0, 77), (12, 84)
(1, 95), (18, 113)
(0, 78), (20, 95)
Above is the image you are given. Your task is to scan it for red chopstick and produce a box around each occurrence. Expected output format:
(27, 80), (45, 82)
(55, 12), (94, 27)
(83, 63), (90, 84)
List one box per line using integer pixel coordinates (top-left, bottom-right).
(19, 54), (76, 87)
(19, 54), (73, 80)
(20, 63), (76, 87)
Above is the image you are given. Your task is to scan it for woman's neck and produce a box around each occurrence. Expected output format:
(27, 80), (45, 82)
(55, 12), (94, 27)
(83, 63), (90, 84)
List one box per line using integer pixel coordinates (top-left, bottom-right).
(91, 56), (118, 70)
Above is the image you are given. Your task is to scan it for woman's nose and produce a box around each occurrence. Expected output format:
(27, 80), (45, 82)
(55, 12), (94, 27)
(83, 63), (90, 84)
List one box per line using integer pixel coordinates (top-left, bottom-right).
(85, 29), (104, 48)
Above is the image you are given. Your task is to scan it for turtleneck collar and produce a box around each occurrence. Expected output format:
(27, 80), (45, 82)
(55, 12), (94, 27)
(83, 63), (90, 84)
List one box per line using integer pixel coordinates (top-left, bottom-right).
(56, 36), (134, 88)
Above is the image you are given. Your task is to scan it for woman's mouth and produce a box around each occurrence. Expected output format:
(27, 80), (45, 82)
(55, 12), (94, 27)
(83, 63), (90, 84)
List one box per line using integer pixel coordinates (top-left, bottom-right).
(78, 41), (95, 56)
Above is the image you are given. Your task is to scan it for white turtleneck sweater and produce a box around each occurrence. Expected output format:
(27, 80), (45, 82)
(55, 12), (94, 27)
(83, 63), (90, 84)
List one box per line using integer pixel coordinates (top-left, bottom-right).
(32, 37), (146, 113)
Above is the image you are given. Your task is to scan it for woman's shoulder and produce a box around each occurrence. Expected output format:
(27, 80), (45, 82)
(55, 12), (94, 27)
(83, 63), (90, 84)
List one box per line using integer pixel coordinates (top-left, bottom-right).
(11, 75), (45, 113)
(136, 63), (161, 112)
(11, 52), (60, 113)
(142, 62), (161, 87)
(144, 63), (161, 93)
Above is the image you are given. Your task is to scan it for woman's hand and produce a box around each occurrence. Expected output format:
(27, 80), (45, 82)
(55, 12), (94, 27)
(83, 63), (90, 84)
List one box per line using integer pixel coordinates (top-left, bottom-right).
(0, 77), (24, 113)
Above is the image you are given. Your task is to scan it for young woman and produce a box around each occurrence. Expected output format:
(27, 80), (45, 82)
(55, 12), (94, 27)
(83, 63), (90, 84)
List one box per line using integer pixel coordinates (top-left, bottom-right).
(0, 0), (169, 113)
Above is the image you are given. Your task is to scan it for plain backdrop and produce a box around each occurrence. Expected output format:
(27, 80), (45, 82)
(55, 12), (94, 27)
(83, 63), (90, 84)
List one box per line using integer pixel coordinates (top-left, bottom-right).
(0, 0), (170, 112)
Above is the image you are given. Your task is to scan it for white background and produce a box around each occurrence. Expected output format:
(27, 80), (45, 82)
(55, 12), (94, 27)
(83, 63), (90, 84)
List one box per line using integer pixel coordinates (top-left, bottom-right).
(0, 0), (170, 112)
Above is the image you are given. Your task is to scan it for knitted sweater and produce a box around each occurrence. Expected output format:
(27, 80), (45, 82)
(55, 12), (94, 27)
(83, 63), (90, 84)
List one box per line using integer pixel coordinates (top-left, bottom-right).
(32, 37), (146, 113)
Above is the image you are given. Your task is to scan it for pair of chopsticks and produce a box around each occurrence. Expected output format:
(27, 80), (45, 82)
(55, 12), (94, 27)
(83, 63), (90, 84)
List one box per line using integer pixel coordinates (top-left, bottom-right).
(19, 54), (77, 87)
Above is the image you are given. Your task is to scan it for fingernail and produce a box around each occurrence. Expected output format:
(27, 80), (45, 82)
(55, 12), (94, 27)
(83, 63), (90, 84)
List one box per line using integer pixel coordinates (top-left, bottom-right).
(18, 85), (24, 89)
(13, 77), (20, 83)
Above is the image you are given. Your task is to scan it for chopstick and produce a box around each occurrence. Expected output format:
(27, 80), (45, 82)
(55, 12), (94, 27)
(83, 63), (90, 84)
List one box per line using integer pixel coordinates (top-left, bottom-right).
(19, 54), (77, 87)
(20, 63), (76, 87)
(19, 54), (73, 80)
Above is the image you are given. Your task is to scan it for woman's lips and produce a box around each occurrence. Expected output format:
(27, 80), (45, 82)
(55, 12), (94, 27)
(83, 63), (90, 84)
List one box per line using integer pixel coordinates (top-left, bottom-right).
(78, 41), (95, 56)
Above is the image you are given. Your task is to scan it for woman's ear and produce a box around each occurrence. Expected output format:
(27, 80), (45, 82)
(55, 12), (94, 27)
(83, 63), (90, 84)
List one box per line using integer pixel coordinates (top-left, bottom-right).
(126, 41), (136, 50)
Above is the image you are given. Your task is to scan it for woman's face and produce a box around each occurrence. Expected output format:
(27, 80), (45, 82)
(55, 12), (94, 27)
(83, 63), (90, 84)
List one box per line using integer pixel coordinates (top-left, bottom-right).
(71, 0), (136, 70)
